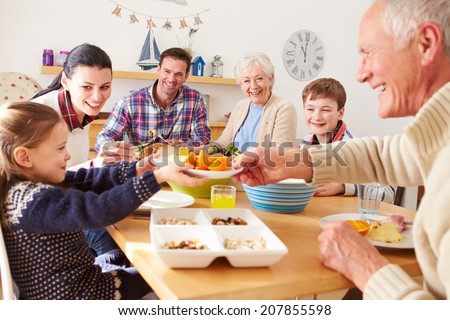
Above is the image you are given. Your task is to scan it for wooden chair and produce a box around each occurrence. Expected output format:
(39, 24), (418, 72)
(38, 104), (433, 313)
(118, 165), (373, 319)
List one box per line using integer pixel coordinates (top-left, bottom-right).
(0, 226), (17, 300)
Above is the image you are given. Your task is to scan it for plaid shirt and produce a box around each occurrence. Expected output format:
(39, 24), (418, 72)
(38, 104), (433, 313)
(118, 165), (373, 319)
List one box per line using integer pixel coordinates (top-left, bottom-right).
(95, 81), (210, 151)
(58, 88), (95, 131)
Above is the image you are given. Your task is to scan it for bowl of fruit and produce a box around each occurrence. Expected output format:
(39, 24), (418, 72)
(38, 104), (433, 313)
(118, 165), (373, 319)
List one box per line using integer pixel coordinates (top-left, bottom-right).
(168, 144), (242, 198)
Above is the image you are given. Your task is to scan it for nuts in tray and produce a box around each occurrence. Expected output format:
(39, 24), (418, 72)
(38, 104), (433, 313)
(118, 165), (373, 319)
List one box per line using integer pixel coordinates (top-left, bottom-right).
(162, 239), (208, 250)
(224, 237), (266, 250)
(158, 217), (197, 225)
(212, 217), (248, 225)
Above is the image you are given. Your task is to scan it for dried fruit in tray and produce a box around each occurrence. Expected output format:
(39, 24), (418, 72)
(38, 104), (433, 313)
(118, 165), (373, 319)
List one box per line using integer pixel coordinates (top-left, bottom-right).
(162, 239), (208, 250)
(212, 217), (248, 225)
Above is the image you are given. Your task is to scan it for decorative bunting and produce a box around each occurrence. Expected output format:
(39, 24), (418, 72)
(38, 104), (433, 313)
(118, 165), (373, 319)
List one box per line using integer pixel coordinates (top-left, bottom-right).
(109, 1), (209, 30)
(111, 5), (121, 17)
(147, 18), (156, 29)
(110, 0), (210, 55)
(180, 18), (188, 29)
(162, 20), (173, 31)
(130, 13), (139, 24)
(194, 15), (202, 25)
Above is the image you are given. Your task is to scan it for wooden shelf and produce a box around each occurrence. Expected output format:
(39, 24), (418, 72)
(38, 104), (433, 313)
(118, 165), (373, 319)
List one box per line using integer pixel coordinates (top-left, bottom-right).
(41, 66), (238, 86)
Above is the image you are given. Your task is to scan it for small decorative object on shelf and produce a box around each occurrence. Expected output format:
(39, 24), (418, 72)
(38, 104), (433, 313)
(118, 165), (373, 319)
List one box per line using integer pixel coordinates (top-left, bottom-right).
(210, 55), (223, 78)
(56, 51), (69, 67)
(42, 49), (54, 66)
(192, 56), (205, 76)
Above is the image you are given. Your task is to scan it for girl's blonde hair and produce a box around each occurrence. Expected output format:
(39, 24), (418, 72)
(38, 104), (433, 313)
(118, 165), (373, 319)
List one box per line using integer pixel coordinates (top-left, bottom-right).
(0, 101), (63, 227)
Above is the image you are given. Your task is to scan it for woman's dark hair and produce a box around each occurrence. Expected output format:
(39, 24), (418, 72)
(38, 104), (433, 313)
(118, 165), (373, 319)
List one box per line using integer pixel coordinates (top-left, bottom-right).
(33, 43), (112, 98)
(158, 47), (192, 74)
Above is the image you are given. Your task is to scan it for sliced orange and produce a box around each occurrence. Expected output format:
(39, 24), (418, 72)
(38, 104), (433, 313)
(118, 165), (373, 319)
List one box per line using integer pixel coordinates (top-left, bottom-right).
(345, 220), (371, 236)
(195, 149), (210, 170)
(208, 157), (231, 171)
(184, 151), (197, 167)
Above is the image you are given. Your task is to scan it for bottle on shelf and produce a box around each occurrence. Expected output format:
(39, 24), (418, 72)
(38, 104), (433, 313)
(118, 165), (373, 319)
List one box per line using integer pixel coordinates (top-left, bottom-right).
(56, 50), (69, 67)
(42, 49), (54, 66)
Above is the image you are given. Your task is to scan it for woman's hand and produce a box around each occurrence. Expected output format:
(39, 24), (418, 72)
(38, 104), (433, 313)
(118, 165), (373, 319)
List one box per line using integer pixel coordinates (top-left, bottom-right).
(318, 221), (389, 290)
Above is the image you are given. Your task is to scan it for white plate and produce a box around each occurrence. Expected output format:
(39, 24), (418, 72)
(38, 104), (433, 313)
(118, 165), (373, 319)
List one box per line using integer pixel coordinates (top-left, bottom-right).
(0, 72), (41, 104)
(140, 190), (195, 209)
(186, 167), (243, 179)
(319, 213), (414, 249)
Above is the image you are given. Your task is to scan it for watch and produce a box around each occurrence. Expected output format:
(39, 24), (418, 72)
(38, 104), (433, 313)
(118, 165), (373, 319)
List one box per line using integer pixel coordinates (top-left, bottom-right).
(282, 29), (325, 81)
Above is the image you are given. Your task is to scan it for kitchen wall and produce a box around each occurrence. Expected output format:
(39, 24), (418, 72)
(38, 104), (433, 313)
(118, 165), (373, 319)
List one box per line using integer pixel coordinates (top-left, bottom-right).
(0, 0), (417, 208)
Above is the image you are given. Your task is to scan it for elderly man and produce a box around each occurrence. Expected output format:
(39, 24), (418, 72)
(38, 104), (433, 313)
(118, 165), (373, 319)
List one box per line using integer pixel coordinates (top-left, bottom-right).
(233, 0), (450, 299)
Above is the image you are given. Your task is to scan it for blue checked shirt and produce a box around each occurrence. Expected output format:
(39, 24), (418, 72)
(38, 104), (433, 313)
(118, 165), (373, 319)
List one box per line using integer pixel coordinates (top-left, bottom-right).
(95, 81), (210, 151)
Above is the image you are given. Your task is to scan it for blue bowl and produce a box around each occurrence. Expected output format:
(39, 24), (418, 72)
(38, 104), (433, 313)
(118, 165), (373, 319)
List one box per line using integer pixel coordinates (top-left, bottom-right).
(243, 181), (316, 214)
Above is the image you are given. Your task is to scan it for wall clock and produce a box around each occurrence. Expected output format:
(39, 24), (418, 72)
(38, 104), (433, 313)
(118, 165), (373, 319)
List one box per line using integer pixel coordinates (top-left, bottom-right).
(282, 29), (325, 81)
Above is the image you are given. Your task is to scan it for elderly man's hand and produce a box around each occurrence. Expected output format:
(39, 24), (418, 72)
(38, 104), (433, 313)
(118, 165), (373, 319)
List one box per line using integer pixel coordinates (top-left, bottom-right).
(318, 221), (389, 290)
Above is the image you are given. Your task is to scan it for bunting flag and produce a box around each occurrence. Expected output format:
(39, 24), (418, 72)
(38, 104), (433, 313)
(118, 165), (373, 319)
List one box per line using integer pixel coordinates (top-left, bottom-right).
(111, 5), (121, 17)
(129, 13), (139, 24)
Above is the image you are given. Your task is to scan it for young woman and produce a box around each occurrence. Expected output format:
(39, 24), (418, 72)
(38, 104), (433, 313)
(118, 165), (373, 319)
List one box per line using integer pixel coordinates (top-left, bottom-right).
(0, 102), (206, 299)
(33, 43), (133, 256)
(32, 43), (133, 169)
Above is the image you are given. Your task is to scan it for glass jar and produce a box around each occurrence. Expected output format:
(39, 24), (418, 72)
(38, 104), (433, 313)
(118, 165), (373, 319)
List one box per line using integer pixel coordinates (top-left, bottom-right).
(56, 50), (69, 67)
(42, 49), (54, 66)
(210, 55), (223, 78)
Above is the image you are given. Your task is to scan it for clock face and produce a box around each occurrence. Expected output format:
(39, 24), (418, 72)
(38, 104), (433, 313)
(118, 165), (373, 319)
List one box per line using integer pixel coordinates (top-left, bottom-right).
(282, 29), (325, 81)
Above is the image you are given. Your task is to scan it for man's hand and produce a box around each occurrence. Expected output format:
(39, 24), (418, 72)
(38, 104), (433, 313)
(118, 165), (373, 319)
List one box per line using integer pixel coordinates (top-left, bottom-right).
(93, 141), (136, 167)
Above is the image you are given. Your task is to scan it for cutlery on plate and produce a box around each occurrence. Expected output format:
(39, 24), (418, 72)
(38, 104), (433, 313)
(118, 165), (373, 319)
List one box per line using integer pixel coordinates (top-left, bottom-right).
(360, 214), (413, 225)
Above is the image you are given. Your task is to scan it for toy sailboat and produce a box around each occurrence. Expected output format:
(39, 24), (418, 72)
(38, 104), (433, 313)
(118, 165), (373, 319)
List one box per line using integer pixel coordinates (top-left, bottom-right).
(136, 29), (161, 71)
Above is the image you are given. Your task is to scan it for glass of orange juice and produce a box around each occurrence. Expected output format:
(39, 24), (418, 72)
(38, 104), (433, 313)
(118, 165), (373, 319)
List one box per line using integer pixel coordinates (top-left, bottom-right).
(211, 185), (236, 208)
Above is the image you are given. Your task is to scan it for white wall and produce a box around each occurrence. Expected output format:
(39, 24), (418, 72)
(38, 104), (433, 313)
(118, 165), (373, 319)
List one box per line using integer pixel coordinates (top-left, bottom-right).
(0, 0), (417, 208)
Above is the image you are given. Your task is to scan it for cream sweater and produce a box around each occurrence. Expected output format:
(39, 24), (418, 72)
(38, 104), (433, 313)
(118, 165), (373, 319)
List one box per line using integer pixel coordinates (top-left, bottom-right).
(309, 82), (450, 299)
(216, 94), (297, 149)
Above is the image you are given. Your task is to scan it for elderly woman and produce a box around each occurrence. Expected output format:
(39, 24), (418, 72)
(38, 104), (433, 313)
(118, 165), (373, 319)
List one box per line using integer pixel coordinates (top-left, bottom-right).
(215, 52), (297, 152)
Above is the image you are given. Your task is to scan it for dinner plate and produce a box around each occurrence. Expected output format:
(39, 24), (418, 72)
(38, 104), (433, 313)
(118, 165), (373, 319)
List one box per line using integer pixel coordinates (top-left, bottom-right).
(140, 190), (195, 209)
(319, 213), (414, 249)
(186, 167), (243, 179)
(0, 72), (41, 104)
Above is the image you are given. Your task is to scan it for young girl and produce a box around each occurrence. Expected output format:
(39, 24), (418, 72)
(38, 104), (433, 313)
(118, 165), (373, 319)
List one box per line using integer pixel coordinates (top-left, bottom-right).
(0, 102), (207, 299)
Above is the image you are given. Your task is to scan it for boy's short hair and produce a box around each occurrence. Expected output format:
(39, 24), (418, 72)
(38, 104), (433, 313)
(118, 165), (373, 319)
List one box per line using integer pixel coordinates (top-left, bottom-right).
(302, 78), (347, 110)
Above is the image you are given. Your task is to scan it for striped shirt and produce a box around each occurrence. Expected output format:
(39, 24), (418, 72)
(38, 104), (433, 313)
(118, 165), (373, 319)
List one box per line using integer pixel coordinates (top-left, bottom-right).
(95, 81), (210, 151)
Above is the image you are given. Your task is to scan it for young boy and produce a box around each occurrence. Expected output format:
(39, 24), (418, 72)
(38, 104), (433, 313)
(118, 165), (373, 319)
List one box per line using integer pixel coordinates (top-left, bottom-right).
(301, 78), (395, 201)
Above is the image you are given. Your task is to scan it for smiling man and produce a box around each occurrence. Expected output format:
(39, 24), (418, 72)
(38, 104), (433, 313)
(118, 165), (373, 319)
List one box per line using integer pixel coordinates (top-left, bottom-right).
(95, 47), (211, 155)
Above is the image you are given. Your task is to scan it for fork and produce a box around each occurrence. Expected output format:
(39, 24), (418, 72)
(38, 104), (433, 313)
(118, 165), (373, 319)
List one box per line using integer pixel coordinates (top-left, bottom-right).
(360, 214), (413, 225)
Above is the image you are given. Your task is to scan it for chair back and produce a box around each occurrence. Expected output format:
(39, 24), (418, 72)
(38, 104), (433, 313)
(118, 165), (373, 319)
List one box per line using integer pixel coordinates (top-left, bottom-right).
(0, 225), (16, 300)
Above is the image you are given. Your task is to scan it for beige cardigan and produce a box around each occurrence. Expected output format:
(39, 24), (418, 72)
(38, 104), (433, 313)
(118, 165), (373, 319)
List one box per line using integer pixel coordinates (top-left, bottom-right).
(309, 82), (450, 299)
(216, 94), (297, 149)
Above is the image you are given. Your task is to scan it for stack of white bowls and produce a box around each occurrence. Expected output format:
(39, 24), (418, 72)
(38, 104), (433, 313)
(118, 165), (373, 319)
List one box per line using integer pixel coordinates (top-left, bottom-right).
(243, 179), (317, 213)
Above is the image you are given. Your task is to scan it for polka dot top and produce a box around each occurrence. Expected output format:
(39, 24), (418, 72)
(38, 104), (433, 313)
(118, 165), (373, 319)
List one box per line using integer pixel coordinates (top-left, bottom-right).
(2, 162), (160, 299)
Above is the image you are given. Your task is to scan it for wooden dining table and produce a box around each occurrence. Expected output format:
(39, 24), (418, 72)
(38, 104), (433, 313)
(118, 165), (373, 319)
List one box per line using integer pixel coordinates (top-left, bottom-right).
(106, 187), (421, 300)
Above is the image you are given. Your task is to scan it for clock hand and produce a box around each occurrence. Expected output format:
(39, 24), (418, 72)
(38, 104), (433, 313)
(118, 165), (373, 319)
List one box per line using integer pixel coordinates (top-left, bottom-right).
(303, 42), (308, 63)
(301, 45), (307, 62)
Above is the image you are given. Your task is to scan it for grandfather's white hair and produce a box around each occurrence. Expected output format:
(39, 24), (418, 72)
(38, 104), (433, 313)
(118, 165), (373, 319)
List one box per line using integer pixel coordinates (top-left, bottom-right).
(382, 0), (450, 56)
